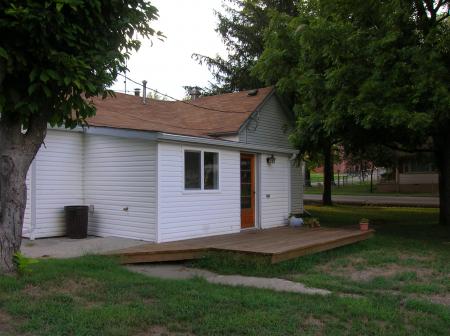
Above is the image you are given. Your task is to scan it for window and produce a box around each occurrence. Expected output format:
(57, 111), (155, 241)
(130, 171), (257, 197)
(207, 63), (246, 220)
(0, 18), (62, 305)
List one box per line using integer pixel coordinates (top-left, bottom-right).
(184, 151), (201, 189)
(184, 150), (219, 190)
(204, 152), (219, 189)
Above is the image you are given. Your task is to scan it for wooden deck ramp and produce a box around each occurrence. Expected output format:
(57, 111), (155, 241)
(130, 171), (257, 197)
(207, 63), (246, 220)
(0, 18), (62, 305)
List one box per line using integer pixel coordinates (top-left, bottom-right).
(111, 226), (374, 264)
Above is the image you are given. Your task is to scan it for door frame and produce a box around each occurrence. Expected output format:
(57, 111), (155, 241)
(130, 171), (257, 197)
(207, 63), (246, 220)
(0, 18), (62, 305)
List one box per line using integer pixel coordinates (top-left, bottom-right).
(240, 152), (259, 230)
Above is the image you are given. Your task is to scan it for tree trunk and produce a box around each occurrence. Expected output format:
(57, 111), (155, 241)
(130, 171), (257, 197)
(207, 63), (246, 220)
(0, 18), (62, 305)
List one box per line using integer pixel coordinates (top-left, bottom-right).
(370, 166), (374, 193)
(304, 166), (312, 187)
(435, 132), (450, 227)
(0, 120), (46, 274)
(322, 145), (333, 206)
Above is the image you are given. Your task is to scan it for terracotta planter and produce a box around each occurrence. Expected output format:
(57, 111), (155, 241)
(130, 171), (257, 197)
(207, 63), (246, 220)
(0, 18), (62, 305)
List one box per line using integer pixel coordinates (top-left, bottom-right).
(359, 221), (369, 231)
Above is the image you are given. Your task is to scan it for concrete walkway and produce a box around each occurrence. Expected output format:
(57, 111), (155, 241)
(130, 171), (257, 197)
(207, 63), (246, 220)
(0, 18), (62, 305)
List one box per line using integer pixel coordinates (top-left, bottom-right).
(22, 236), (146, 259)
(304, 194), (439, 208)
(128, 264), (330, 296)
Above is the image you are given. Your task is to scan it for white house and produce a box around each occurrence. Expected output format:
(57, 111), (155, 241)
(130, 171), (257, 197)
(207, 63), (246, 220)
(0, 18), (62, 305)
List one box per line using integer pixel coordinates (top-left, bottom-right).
(23, 87), (304, 243)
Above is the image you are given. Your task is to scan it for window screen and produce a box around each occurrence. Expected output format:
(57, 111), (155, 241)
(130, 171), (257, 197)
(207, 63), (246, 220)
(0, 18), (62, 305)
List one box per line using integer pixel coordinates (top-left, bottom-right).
(184, 151), (201, 189)
(204, 152), (219, 190)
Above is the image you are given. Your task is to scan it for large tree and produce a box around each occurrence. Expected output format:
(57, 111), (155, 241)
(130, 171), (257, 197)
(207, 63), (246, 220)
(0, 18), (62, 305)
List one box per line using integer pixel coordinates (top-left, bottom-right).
(255, 0), (450, 224)
(0, 0), (161, 273)
(193, 0), (297, 94)
(254, 2), (352, 205)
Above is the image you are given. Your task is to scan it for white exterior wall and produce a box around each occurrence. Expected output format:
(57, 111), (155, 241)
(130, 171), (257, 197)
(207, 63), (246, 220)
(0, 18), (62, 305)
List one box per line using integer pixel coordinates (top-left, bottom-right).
(240, 95), (293, 149)
(259, 154), (290, 229)
(33, 130), (84, 238)
(157, 142), (241, 242)
(84, 134), (157, 241)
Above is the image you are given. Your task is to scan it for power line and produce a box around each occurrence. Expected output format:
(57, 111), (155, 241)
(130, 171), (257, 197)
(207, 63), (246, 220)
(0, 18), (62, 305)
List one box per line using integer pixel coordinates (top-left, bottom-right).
(117, 73), (254, 114)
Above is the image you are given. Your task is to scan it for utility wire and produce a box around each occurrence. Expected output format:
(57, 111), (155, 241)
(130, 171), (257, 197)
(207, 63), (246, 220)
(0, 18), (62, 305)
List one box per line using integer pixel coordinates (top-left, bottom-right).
(117, 73), (254, 114)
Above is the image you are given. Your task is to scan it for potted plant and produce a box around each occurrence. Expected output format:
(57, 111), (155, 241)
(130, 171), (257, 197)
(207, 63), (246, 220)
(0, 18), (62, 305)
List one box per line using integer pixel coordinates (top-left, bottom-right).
(359, 218), (369, 231)
(304, 217), (320, 228)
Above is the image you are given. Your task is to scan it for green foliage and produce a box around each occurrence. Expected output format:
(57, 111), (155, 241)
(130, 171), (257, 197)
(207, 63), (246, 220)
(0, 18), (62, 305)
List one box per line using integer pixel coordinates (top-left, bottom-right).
(12, 252), (39, 275)
(193, 0), (297, 94)
(0, 0), (162, 129)
(255, 0), (450, 155)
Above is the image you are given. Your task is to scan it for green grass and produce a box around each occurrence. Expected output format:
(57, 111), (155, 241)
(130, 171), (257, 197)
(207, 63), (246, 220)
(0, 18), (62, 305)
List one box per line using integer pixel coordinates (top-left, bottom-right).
(192, 206), (450, 307)
(0, 254), (449, 336)
(1, 206), (449, 335)
(304, 183), (435, 196)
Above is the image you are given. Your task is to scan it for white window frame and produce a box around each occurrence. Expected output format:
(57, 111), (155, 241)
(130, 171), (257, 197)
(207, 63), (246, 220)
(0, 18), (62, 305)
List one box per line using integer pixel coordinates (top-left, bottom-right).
(183, 147), (221, 193)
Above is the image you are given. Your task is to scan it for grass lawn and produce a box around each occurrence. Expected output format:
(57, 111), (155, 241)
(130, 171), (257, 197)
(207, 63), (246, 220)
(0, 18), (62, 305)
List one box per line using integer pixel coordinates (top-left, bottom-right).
(304, 183), (435, 196)
(0, 206), (449, 335)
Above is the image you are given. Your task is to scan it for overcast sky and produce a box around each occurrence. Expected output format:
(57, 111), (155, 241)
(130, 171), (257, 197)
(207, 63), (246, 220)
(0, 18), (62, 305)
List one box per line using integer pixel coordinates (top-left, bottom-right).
(109, 0), (227, 100)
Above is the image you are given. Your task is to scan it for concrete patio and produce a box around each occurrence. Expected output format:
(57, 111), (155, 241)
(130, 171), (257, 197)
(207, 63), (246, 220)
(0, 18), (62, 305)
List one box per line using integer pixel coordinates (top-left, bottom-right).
(21, 236), (146, 259)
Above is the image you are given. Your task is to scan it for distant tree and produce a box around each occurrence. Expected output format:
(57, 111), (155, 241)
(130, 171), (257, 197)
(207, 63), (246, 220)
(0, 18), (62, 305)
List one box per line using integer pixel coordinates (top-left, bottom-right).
(0, 0), (161, 273)
(344, 145), (397, 193)
(193, 0), (297, 94)
(147, 91), (168, 101)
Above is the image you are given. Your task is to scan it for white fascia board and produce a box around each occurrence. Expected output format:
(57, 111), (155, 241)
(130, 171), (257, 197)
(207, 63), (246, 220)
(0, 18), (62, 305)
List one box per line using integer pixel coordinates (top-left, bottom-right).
(156, 132), (298, 155)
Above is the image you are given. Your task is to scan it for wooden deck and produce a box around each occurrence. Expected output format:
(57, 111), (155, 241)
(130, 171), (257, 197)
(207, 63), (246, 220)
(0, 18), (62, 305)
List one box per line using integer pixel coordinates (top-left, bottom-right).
(111, 226), (374, 264)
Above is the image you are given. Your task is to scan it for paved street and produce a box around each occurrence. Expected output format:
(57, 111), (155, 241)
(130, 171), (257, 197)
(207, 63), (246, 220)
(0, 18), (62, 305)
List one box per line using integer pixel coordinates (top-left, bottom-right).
(304, 194), (439, 208)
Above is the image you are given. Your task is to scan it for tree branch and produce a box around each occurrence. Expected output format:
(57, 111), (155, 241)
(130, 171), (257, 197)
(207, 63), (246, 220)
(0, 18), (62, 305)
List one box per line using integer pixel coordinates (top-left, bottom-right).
(436, 12), (450, 23)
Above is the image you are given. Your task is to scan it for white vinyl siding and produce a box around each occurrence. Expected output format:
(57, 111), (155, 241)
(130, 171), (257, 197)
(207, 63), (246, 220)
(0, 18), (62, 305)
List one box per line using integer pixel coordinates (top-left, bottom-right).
(290, 161), (304, 214)
(158, 142), (240, 242)
(239, 95), (293, 149)
(84, 134), (157, 241)
(33, 130), (84, 238)
(260, 154), (290, 229)
(22, 165), (33, 238)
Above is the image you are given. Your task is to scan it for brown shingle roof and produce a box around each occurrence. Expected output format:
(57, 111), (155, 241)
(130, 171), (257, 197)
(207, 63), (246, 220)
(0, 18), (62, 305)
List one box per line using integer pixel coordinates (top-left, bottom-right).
(88, 87), (274, 137)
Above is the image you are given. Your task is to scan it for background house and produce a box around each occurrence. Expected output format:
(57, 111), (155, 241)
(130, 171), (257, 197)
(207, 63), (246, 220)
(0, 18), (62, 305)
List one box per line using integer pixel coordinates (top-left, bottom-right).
(377, 152), (438, 194)
(23, 87), (304, 242)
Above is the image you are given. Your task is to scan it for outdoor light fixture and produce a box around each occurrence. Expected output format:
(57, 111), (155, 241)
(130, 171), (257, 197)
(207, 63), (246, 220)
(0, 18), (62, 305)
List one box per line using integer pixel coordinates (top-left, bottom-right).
(266, 154), (276, 165)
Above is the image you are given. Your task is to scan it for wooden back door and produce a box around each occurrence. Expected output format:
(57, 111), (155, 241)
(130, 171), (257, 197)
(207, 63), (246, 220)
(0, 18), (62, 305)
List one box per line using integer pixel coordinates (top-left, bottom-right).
(240, 154), (255, 229)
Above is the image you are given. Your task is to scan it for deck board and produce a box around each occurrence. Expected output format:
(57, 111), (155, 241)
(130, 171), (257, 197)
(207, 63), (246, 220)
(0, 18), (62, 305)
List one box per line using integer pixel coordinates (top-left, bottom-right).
(110, 226), (374, 264)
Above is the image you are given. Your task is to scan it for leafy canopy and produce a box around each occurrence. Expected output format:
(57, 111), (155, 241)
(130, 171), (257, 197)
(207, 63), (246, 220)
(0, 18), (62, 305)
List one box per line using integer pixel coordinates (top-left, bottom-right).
(0, 0), (162, 129)
(254, 0), (450, 155)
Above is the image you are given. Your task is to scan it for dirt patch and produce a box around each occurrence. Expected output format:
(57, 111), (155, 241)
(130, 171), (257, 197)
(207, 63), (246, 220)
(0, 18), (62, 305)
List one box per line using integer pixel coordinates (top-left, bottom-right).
(347, 265), (431, 282)
(23, 278), (103, 308)
(320, 260), (432, 282)
(417, 293), (450, 307)
(24, 278), (101, 298)
(303, 315), (324, 328)
(136, 325), (194, 336)
(398, 253), (434, 262)
(0, 310), (13, 334)
(54, 278), (101, 294)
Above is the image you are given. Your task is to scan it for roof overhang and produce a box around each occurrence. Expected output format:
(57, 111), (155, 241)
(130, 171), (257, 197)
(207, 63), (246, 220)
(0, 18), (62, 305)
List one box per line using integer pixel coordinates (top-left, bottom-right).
(157, 132), (298, 155)
(49, 125), (298, 155)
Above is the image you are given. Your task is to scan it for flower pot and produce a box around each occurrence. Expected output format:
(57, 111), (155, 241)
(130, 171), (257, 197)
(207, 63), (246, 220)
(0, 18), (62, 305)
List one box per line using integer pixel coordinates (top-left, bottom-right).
(359, 222), (369, 231)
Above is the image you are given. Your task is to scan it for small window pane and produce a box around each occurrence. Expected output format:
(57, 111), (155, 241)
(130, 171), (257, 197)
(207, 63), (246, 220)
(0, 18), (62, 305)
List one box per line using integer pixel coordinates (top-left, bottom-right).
(185, 151), (201, 189)
(204, 152), (219, 190)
